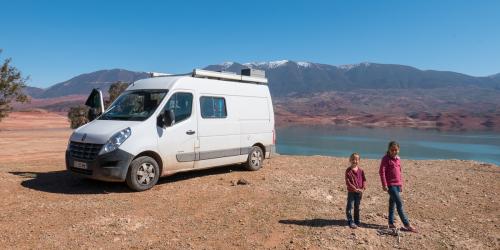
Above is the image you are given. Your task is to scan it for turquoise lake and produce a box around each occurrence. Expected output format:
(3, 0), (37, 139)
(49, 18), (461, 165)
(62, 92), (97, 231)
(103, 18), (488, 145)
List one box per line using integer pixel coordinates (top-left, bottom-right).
(276, 126), (500, 166)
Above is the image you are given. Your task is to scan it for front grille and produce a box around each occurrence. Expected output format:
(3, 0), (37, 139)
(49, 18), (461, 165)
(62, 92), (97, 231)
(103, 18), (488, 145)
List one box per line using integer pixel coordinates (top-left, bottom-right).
(69, 141), (103, 161)
(70, 167), (93, 175)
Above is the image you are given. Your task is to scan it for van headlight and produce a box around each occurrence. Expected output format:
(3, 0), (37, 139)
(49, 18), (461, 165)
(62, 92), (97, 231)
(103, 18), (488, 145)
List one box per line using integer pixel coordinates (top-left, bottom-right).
(101, 127), (131, 154)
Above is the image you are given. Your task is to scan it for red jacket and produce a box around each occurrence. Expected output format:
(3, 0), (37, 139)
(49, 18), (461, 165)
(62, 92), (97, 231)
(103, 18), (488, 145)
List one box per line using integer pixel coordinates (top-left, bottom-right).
(345, 167), (366, 192)
(379, 154), (404, 188)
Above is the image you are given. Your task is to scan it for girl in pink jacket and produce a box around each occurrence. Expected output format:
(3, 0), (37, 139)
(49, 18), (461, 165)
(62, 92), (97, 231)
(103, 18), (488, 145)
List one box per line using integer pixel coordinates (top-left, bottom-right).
(379, 141), (417, 233)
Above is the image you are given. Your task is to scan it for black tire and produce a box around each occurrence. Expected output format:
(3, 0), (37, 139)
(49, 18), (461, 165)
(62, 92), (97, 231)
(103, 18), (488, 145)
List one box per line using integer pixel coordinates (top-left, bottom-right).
(244, 146), (264, 171)
(126, 156), (160, 191)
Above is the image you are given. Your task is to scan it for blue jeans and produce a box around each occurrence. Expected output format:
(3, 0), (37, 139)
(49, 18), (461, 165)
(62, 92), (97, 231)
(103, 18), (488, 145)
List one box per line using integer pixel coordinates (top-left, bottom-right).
(346, 192), (362, 224)
(387, 186), (410, 226)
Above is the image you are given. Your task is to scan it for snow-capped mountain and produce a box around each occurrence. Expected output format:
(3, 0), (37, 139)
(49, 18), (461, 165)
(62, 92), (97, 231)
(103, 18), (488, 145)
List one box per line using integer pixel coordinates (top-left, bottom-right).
(205, 60), (500, 96)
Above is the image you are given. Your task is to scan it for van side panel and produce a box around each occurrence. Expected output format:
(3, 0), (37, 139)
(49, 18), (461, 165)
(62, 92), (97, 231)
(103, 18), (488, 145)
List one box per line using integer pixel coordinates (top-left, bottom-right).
(237, 96), (273, 157)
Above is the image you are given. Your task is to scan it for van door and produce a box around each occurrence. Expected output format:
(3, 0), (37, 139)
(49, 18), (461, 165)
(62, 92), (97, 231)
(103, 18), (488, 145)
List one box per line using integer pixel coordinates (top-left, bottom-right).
(195, 95), (242, 169)
(85, 88), (105, 121)
(157, 91), (196, 171)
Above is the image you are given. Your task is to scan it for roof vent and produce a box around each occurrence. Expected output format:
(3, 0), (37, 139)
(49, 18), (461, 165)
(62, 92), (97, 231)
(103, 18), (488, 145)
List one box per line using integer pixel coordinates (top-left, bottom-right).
(241, 68), (265, 78)
(148, 72), (171, 77)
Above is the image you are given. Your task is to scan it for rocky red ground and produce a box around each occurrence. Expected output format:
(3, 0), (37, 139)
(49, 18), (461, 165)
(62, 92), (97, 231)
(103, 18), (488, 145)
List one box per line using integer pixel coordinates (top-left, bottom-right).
(0, 112), (498, 249)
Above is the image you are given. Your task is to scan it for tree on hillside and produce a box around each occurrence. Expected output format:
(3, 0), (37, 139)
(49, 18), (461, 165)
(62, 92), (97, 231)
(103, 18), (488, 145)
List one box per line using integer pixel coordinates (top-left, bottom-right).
(0, 50), (29, 122)
(106, 81), (129, 107)
(67, 81), (129, 128)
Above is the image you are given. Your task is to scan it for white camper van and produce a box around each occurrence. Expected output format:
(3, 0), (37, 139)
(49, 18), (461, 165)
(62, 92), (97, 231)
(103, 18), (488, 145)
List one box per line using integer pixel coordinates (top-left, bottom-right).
(65, 69), (275, 191)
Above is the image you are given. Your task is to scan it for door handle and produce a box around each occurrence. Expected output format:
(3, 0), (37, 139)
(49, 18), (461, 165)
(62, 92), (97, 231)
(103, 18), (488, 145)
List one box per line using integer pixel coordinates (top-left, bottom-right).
(186, 130), (196, 135)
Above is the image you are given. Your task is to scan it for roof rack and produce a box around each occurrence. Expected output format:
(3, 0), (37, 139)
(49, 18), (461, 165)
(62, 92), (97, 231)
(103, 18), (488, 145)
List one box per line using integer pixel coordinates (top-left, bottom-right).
(192, 69), (268, 84)
(148, 72), (172, 77)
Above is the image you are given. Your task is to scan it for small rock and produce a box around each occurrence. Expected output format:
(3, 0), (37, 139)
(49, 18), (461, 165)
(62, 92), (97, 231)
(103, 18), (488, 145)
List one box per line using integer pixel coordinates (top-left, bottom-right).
(237, 179), (249, 185)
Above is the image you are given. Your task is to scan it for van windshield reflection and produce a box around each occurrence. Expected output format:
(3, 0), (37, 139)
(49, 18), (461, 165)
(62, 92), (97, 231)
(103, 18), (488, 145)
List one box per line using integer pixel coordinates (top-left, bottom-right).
(99, 90), (168, 121)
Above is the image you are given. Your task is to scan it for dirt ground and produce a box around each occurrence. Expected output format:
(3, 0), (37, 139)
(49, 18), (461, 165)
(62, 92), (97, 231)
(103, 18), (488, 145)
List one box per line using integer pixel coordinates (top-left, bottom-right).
(0, 112), (499, 249)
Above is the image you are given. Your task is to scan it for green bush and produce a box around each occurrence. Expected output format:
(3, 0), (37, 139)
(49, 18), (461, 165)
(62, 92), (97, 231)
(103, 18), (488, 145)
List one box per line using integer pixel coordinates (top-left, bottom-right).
(67, 105), (89, 129)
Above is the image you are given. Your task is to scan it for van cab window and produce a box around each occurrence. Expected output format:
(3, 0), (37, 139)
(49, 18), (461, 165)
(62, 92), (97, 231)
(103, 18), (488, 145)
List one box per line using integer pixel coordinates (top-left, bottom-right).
(165, 92), (193, 123)
(200, 96), (227, 119)
(99, 90), (168, 121)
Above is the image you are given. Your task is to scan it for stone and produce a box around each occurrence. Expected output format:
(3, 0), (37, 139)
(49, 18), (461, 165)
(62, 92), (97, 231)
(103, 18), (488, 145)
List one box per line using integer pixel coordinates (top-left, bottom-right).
(237, 179), (249, 185)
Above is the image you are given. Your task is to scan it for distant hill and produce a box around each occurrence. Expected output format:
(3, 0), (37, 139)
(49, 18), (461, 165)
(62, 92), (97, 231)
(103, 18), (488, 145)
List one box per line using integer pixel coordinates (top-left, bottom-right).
(28, 69), (149, 98)
(205, 60), (500, 96)
(490, 73), (500, 81)
(23, 86), (45, 98)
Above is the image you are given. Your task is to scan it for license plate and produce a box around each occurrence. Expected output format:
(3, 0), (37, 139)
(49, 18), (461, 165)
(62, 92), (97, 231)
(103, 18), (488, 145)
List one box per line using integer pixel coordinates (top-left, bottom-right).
(74, 161), (87, 169)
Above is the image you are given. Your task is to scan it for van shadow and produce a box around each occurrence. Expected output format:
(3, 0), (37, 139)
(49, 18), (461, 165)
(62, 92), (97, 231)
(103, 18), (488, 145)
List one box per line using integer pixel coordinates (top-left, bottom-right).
(10, 164), (245, 195)
(279, 219), (383, 229)
(10, 171), (131, 194)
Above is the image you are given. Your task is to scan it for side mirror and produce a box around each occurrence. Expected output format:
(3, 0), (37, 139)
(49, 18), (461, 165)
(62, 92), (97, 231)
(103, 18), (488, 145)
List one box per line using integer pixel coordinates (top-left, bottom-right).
(85, 88), (104, 121)
(158, 109), (175, 128)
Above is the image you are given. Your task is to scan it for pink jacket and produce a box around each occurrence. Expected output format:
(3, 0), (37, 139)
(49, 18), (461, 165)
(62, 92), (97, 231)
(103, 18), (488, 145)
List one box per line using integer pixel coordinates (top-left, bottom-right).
(379, 155), (403, 188)
(345, 167), (366, 192)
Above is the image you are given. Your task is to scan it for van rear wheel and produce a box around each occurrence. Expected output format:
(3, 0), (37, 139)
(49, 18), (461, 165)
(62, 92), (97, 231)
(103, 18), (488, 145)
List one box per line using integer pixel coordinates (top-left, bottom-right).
(126, 156), (160, 191)
(245, 146), (264, 171)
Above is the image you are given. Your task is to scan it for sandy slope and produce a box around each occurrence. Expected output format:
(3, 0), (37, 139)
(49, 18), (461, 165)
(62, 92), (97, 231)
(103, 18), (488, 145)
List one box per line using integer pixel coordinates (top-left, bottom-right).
(0, 112), (498, 249)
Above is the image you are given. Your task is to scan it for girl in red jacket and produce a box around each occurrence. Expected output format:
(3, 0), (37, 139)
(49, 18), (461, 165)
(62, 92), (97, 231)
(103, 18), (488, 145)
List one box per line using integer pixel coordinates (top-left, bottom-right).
(345, 152), (366, 229)
(379, 141), (417, 233)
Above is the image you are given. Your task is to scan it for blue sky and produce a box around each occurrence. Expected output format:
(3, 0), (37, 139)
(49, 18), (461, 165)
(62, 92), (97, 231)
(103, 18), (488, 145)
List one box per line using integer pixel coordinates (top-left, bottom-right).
(2, 0), (499, 88)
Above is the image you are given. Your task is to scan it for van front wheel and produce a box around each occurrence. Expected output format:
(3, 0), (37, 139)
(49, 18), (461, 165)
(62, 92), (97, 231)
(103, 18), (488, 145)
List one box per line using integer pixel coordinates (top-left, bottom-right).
(126, 156), (160, 191)
(245, 146), (264, 171)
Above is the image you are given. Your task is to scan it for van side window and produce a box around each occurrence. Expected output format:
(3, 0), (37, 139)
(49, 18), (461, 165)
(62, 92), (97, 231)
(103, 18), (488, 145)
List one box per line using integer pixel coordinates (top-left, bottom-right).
(165, 92), (193, 123)
(200, 96), (227, 119)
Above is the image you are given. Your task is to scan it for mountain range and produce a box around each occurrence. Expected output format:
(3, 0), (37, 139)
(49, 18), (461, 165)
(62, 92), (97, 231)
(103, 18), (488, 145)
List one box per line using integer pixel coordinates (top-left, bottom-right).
(207, 61), (500, 95)
(20, 61), (500, 130)
(26, 61), (500, 98)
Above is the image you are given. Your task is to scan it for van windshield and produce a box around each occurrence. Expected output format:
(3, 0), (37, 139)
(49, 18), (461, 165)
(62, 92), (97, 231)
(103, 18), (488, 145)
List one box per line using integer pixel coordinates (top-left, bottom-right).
(99, 89), (168, 121)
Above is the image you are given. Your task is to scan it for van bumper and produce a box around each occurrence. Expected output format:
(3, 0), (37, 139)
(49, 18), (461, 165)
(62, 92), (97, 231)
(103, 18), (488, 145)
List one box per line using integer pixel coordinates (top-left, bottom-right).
(65, 149), (134, 182)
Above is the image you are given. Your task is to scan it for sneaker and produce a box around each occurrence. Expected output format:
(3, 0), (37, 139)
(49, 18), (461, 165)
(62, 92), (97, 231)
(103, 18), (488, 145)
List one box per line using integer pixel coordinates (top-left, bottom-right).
(401, 225), (418, 233)
(355, 222), (361, 228)
(349, 222), (358, 229)
(388, 224), (396, 229)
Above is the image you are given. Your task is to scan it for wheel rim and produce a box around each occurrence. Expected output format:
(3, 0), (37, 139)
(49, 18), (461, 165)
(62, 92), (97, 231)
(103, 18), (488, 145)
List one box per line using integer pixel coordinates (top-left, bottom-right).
(250, 149), (262, 168)
(136, 162), (155, 185)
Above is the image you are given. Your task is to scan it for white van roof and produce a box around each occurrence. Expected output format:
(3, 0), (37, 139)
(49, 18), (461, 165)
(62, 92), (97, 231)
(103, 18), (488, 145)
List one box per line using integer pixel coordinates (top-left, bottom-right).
(127, 69), (268, 91)
(128, 76), (185, 90)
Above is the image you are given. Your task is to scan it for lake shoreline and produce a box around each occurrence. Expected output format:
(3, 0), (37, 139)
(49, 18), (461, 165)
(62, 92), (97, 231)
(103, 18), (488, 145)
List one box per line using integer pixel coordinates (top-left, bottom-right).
(275, 113), (500, 132)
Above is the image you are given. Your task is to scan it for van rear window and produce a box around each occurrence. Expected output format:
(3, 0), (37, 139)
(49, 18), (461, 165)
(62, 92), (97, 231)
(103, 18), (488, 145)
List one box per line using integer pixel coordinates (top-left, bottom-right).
(200, 96), (227, 119)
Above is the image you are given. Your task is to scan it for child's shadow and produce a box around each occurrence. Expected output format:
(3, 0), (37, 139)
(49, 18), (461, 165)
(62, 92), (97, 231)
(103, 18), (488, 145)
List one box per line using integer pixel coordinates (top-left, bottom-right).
(279, 218), (383, 229)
